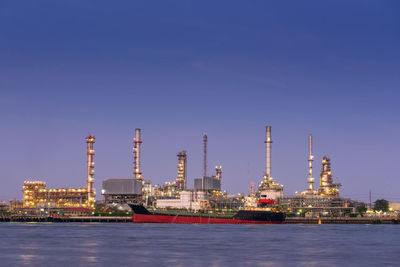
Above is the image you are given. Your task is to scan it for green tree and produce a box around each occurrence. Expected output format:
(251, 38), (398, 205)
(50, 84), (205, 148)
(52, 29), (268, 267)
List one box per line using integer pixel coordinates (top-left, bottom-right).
(374, 199), (389, 212)
(356, 203), (367, 214)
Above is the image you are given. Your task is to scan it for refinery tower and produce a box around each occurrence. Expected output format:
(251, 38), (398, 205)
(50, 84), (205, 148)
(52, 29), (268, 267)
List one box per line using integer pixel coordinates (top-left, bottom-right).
(257, 126), (283, 201)
(299, 134), (340, 197)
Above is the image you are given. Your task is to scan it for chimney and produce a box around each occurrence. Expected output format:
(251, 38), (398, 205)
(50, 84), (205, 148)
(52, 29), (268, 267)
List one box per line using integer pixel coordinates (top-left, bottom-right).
(265, 126), (272, 178)
(203, 133), (207, 177)
(133, 128), (143, 180)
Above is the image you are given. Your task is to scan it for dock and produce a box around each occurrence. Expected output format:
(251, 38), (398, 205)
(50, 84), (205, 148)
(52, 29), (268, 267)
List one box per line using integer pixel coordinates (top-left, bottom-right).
(285, 217), (400, 224)
(0, 216), (132, 223)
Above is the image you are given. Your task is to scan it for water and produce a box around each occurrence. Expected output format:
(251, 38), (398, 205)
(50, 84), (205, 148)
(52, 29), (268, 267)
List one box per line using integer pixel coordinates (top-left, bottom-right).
(0, 223), (399, 266)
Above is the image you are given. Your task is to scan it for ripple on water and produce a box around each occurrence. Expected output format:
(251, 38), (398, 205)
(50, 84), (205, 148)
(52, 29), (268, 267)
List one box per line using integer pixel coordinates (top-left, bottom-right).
(0, 223), (400, 266)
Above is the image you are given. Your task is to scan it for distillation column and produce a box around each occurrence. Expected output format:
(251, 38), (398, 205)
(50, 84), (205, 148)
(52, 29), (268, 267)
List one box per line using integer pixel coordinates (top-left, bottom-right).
(307, 134), (315, 192)
(320, 156), (333, 193)
(215, 166), (222, 180)
(265, 126), (272, 179)
(203, 133), (208, 177)
(86, 135), (95, 209)
(176, 151), (187, 190)
(133, 128), (143, 180)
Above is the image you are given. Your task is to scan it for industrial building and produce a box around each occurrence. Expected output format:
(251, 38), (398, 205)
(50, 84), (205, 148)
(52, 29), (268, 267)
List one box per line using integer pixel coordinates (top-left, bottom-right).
(194, 174), (221, 191)
(22, 135), (96, 212)
(193, 134), (222, 192)
(155, 191), (207, 211)
(102, 129), (144, 206)
(102, 179), (143, 204)
(8, 200), (23, 212)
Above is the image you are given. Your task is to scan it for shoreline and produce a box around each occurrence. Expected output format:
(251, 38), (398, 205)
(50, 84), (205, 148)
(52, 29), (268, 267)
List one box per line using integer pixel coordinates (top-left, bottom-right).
(1, 216), (399, 224)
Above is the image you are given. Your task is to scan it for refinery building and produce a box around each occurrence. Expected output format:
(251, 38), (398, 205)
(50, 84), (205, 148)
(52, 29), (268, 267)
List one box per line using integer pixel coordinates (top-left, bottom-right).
(22, 135), (96, 214)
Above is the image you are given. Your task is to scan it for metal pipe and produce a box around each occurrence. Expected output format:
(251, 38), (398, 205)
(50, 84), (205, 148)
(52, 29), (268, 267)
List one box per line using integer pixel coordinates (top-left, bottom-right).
(265, 126), (272, 178)
(133, 128), (143, 180)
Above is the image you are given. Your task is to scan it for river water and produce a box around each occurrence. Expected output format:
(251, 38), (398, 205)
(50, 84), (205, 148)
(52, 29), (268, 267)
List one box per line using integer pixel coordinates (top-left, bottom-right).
(0, 223), (399, 266)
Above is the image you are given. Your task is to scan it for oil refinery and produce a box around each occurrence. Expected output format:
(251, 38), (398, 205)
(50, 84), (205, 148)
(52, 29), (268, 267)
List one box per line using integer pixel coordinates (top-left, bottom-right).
(17, 125), (363, 216)
(98, 125), (360, 216)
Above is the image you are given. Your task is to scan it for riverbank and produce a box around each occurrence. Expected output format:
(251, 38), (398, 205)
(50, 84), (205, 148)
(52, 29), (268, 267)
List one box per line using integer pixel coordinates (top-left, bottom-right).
(1, 215), (400, 224)
(0, 216), (131, 223)
(285, 216), (400, 224)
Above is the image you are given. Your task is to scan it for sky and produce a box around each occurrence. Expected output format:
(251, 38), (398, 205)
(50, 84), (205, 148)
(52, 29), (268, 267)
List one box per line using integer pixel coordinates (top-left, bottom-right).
(0, 1), (399, 202)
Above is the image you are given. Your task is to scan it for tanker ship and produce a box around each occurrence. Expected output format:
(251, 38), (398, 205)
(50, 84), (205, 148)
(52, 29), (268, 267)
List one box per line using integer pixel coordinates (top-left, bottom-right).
(129, 204), (285, 224)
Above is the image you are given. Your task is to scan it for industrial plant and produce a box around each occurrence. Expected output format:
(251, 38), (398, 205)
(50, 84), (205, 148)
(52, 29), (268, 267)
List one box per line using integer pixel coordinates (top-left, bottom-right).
(280, 133), (353, 216)
(16, 124), (363, 217)
(98, 125), (360, 217)
(21, 135), (96, 214)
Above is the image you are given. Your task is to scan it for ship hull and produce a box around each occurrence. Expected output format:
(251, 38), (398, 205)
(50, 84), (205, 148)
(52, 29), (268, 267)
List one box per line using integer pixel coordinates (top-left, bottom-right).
(132, 214), (283, 224)
(129, 204), (285, 224)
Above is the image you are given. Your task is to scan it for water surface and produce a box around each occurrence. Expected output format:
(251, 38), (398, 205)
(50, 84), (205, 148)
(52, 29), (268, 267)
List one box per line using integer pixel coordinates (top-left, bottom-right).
(0, 223), (399, 266)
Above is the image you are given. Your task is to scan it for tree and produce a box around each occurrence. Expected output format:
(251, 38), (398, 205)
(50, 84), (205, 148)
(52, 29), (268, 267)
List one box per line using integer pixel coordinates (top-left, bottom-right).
(374, 199), (389, 212)
(356, 203), (367, 214)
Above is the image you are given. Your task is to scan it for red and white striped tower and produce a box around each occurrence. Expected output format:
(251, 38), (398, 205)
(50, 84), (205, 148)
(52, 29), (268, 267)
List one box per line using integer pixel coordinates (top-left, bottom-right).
(265, 126), (272, 179)
(86, 135), (95, 208)
(307, 134), (315, 192)
(203, 133), (207, 177)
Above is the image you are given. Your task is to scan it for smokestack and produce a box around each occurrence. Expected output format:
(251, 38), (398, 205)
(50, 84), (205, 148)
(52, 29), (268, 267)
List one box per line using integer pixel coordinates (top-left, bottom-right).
(177, 151), (187, 190)
(203, 133), (207, 177)
(265, 126), (272, 178)
(307, 134), (314, 191)
(133, 128), (143, 180)
(86, 135), (95, 209)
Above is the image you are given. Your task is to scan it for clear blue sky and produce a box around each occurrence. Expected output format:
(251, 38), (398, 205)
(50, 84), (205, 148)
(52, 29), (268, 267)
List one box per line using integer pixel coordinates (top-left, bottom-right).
(1, 1), (399, 202)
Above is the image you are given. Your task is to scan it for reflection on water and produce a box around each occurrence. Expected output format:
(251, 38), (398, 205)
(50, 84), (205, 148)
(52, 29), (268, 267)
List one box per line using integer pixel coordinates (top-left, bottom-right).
(19, 254), (40, 265)
(0, 223), (399, 266)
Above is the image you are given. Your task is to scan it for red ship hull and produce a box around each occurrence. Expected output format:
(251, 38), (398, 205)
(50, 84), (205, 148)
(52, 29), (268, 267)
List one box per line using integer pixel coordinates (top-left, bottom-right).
(132, 213), (283, 224)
